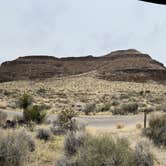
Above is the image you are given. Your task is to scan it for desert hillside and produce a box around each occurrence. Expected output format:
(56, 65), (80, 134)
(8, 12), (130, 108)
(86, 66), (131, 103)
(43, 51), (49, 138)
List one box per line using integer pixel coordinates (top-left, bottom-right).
(0, 49), (166, 83)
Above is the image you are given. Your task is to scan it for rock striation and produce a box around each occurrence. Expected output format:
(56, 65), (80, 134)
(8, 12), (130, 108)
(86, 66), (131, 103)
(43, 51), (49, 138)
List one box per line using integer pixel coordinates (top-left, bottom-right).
(0, 49), (166, 83)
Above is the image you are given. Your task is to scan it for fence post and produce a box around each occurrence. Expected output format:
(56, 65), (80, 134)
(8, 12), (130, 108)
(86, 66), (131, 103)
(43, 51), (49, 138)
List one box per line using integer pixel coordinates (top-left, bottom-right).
(144, 111), (147, 128)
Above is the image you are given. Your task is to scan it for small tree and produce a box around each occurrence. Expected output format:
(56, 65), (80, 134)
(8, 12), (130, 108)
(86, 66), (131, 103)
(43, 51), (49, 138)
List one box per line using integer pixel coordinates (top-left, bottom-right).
(23, 105), (46, 124)
(19, 93), (46, 124)
(19, 93), (33, 110)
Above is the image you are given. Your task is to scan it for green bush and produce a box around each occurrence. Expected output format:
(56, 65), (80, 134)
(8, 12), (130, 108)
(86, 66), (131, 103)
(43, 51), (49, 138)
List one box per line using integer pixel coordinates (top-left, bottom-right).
(111, 107), (126, 115)
(0, 130), (35, 166)
(111, 103), (138, 115)
(144, 114), (166, 146)
(19, 93), (33, 109)
(23, 105), (46, 124)
(121, 102), (138, 114)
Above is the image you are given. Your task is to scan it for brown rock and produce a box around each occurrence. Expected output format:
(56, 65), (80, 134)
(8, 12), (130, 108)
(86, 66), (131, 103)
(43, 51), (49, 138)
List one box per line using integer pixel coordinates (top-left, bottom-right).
(0, 49), (166, 83)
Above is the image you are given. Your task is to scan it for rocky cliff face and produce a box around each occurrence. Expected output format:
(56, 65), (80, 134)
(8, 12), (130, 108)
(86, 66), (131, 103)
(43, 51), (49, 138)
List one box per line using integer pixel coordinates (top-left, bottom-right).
(0, 49), (166, 83)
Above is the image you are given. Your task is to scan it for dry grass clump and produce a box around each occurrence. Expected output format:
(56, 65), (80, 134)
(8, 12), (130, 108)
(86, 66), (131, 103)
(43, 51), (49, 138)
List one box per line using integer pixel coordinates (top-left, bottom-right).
(82, 102), (97, 115)
(36, 128), (52, 141)
(144, 114), (166, 146)
(116, 123), (125, 129)
(0, 129), (35, 166)
(135, 140), (154, 166)
(57, 133), (154, 166)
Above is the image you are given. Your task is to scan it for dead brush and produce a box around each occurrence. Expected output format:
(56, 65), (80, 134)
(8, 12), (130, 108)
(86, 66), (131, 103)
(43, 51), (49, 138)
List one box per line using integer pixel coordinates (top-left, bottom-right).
(116, 123), (125, 129)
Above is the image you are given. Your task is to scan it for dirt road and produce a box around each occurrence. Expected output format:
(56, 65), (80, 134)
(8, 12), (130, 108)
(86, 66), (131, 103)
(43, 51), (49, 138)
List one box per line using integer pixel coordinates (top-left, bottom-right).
(1, 109), (145, 128)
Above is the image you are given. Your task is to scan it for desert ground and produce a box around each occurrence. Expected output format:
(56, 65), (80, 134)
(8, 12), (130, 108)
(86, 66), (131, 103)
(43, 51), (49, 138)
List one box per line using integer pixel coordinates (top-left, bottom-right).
(0, 75), (166, 166)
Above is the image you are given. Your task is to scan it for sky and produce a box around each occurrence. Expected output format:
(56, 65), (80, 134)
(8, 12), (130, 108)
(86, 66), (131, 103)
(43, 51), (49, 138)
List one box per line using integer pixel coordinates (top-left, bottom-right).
(0, 0), (166, 65)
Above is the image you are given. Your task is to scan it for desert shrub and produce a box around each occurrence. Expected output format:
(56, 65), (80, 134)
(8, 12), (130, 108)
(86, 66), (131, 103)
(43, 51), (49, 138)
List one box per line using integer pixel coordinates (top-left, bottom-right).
(17, 130), (35, 152)
(40, 103), (51, 110)
(156, 104), (166, 112)
(144, 114), (166, 146)
(116, 123), (125, 129)
(64, 131), (87, 157)
(0, 130), (35, 166)
(19, 93), (33, 109)
(99, 102), (111, 112)
(119, 93), (130, 99)
(23, 105), (46, 124)
(36, 128), (52, 141)
(57, 133), (154, 166)
(121, 102), (138, 114)
(57, 109), (78, 131)
(83, 102), (96, 115)
(0, 111), (7, 126)
(76, 134), (135, 166)
(4, 120), (17, 129)
(135, 140), (154, 166)
(26, 121), (36, 131)
(111, 107), (126, 115)
(111, 99), (119, 106)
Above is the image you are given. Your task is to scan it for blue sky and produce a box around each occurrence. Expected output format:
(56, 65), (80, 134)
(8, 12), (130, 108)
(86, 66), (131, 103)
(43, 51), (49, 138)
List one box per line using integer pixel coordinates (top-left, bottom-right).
(0, 0), (166, 65)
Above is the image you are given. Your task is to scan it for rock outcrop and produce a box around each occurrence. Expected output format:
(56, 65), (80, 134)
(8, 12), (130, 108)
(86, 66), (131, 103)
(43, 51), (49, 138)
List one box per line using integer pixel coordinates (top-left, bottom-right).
(0, 49), (166, 83)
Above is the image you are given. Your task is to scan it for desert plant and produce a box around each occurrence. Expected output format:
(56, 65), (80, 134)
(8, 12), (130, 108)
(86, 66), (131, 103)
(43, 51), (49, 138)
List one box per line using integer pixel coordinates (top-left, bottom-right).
(135, 140), (154, 166)
(111, 107), (126, 115)
(36, 128), (52, 141)
(116, 123), (125, 129)
(121, 102), (138, 114)
(99, 102), (111, 112)
(0, 111), (7, 126)
(144, 114), (166, 146)
(57, 133), (155, 166)
(19, 93), (33, 109)
(57, 109), (78, 131)
(0, 130), (35, 166)
(111, 99), (119, 106)
(76, 134), (135, 166)
(23, 105), (46, 124)
(83, 102), (96, 115)
(64, 131), (87, 157)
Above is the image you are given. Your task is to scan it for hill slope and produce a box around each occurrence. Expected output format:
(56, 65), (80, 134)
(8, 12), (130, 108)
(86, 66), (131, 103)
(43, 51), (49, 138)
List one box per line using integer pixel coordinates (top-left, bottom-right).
(0, 49), (166, 83)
